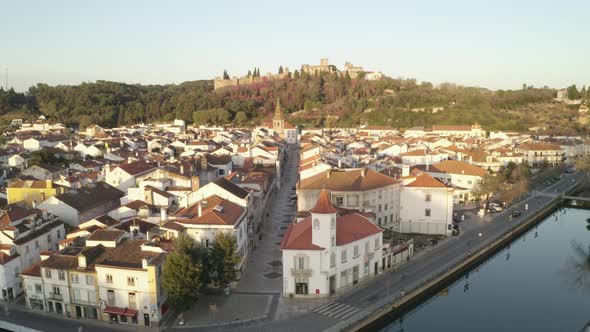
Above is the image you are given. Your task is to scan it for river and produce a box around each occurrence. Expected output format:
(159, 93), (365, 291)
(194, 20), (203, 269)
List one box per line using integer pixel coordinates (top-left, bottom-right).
(382, 208), (590, 332)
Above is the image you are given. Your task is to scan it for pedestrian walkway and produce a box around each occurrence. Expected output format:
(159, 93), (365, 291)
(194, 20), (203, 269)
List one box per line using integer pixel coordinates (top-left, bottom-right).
(312, 302), (358, 319)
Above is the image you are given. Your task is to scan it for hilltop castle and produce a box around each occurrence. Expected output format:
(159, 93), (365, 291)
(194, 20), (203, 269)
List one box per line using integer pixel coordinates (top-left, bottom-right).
(214, 59), (384, 90)
(214, 68), (291, 90)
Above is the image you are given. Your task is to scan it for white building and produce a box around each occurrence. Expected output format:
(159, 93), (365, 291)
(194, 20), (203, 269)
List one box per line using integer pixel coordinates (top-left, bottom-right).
(280, 190), (383, 298)
(296, 168), (401, 228)
(400, 173), (454, 235)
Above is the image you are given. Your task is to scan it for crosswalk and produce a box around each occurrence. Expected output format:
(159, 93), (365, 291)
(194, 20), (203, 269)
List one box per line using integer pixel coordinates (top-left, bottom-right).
(313, 302), (359, 319)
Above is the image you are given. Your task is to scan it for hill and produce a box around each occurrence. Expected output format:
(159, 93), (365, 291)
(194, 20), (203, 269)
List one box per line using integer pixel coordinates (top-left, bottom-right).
(0, 73), (588, 134)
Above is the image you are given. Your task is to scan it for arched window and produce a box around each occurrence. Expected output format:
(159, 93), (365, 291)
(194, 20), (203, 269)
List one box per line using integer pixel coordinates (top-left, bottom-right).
(313, 219), (319, 230)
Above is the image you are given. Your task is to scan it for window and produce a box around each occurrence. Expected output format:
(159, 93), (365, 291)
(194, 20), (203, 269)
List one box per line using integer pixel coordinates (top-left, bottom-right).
(35, 284), (42, 293)
(86, 275), (94, 285)
(425, 194), (431, 202)
(57, 230), (61, 239)
(341, 249), (347, 263)
(128, 293), (137, 309)
(313, 219), (319, 230)
(335, 196), (344, 205)
(45, 269), (51, 279)
(330, 253), (335, 267)
(365, 241), (370, 254)
(384, 216), (388, 223)
(467, 180), (472, 185)
(47, 234), (51, 243)
(353, 246), (359, 258)
(205, 239), (210, 248)
(378, 204), (382, 212)
(58, 271), (65, 281)
(331, 235), (335, 246)
(374, 238), (380, 250)
(107, 290), (115, 306)
(53, 286), (61, 295)
(295, 256), (305, 270)
(106, 274), (113, 284)
(71, 273), (79, 284)
(35, 240), (39, 249)
(127, 277), (135, 287)
(378, 217), (382, 225)
(330, 218), (335, 229)
(425, 208), (431, 217)
(384, 204), (388, 211)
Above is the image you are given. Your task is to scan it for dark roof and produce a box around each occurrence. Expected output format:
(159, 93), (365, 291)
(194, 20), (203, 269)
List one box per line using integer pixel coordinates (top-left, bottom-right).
(96, 239), (163, 270)
(13, 219), (64, 245)
(118, 160), (157, 176)
(87, 229), (125, 242)
(213, 177), (248, 199)
(115, 219), (157, 234)
(55, 182), (124, 212)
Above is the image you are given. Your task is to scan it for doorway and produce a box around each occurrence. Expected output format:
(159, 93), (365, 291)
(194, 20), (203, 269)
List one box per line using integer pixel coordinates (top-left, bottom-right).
(329, 275), (336, 295)
(144, 313), (150, 326)
(374, 262), (378, 276)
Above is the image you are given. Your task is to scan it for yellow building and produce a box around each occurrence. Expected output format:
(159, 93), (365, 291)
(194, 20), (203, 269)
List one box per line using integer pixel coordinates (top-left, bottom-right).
(7, 179), (66, 208)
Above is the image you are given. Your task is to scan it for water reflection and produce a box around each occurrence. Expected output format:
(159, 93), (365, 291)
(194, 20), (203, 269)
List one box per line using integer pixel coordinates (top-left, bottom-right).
(562, 240), (590, 291)
(382, 209), (590, 332)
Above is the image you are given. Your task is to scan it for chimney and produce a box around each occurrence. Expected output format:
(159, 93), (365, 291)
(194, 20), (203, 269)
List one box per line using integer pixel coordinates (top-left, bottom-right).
(46, 180), (52, 188)
(402, 164), (410, 177)
(198, 201), (203, 217)
(160, 206), (167, 223)
(201, 155), (207, 171)
(180, 164), (185, 175)
(327, 170), (331, 179)
(361, 168), (366, 177)
(338, 160), (342, 168)
(469, 156), (473, 165)
(426, 158), (430, 171)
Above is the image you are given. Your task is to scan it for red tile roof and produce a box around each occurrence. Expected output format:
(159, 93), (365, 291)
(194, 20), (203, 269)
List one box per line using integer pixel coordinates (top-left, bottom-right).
(406, 172), (447, 188)
(309, 189), (339, 214)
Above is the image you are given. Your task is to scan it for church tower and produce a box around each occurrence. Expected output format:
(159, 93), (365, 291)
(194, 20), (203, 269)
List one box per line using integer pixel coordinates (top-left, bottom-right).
(273, 98), (285, 137)
(310, 189), (338, 249)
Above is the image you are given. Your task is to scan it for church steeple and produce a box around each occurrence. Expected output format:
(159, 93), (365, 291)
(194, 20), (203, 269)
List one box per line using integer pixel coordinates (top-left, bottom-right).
(274, 98), (283, 121)
(273, 97), (285, 136)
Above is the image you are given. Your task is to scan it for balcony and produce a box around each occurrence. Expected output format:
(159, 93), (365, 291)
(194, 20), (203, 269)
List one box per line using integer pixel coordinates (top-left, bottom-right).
(364, 252), (375, 262)
(71, 297), (97, 306)
(290, 268), (313, 278)
(48, 293), (63, 301)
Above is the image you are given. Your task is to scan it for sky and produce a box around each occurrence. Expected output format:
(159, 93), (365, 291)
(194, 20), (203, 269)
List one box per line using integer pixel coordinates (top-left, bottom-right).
(1, 0), (589, 92)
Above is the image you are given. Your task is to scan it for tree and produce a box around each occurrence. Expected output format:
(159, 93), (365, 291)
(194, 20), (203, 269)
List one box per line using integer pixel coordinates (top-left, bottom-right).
(474, 174), (502, 202)
(293, 70), (300, 79)
(210, 232), (241, 287)
(567, 84), (580, 100)
(278, 66), (284, 74)
(223, 70), (230, 80)
(234, 111), (248, 124)
(247, 70), (252, 77)
(161, 235), (204, 311)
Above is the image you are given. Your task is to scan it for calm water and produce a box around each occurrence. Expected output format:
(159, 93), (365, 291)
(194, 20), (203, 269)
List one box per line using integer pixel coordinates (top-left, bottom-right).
(383, 208), (590, 332)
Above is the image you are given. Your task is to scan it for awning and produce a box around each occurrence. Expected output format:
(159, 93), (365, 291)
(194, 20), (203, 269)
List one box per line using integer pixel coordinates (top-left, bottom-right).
(104, 306), (138, 317)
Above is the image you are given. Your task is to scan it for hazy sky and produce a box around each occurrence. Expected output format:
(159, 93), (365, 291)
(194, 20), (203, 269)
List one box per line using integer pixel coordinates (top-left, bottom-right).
(1, 0), (589, 92)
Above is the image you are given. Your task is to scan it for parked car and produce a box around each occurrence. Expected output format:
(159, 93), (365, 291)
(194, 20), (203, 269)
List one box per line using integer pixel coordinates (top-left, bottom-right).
(488, 203), (503, 212)
(511, 210), (522, 218)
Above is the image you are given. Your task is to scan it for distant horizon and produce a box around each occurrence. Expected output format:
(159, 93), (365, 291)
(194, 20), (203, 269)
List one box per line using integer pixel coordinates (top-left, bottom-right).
(2, 0), (589, 92)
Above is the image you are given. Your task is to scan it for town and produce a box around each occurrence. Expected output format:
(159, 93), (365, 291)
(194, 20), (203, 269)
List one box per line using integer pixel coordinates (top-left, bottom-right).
(0, 94), (587, 330)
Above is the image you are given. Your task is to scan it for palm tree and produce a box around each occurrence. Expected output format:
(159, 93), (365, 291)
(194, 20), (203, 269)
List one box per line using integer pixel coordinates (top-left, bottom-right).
(562, 240), (590, 291)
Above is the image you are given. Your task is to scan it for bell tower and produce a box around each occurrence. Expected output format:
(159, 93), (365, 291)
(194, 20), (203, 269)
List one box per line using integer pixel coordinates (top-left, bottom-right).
(273, 98), (285, 136)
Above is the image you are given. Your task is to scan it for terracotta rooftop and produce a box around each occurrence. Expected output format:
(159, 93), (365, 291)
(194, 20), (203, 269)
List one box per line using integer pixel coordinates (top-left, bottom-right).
(406, 173), (448, 188)
(298, 168), (398, 191)
(309, 189), (339, 214)
(431, 160), (487, 178)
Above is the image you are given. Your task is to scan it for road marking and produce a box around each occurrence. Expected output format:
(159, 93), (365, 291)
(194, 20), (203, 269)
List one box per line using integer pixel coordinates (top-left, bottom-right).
(313, 302), (359, 319)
